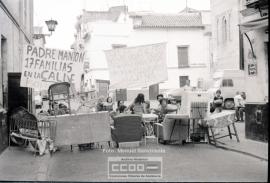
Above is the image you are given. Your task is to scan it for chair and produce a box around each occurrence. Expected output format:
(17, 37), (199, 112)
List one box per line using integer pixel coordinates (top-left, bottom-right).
(48, 82), (71, 116)
(48, 82), (75, 150)
(9, 107), (56, 156)
(155, 114), (189, 145)
(111, 114), (144, 147)
(155, 91), (210, 145)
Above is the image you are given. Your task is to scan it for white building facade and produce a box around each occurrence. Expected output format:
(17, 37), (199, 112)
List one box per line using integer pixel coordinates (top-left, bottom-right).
(0, 0), (34, 152)
(210, 0), (244, 71)
(239, 0), (268, 142)
(73, 6), (212, 100)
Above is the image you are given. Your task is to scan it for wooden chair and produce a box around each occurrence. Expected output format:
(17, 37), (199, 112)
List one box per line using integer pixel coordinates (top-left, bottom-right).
(48, 82), (71, 116)
(48, 82), (73, 150)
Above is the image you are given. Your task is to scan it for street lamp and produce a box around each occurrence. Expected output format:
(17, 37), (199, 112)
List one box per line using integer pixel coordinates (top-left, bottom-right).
(45, 19), (58, 36)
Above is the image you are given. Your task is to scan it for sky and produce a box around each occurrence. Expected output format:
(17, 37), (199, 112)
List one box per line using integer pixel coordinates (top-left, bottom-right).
(34, 0), (210, 50)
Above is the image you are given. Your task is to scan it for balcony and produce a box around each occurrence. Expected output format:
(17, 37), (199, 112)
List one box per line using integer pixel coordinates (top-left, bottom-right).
(241, 0), (268, 17)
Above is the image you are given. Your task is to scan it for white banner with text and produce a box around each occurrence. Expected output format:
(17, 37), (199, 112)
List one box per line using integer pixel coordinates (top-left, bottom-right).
(105, 43), (168, 90)
(20, 44), (85, 90)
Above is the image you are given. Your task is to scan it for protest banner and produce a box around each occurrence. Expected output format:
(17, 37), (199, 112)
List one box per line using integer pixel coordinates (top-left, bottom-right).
(105, 43), (168, 90)
(20, 44), (85, 90)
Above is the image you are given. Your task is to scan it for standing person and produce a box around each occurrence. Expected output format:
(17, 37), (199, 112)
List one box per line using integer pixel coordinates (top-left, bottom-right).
(238, 92), (246, 122)
(213, 89), (223, 113)
(127, 93), (146, 115)
(183, 79), (192, 91)
(234, 91), (242, 121)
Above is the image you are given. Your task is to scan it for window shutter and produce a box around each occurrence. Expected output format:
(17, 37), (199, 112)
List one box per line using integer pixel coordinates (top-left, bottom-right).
(115, 89), (127, 101)
(178, 47), (189, 68)
(149, 84), (159, 100)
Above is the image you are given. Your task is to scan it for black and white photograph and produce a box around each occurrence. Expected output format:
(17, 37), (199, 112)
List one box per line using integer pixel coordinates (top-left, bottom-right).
(0, 0), (268, 182)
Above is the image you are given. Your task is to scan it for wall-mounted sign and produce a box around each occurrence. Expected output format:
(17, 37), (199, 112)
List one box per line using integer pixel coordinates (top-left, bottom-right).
(248, 62), (257, 76)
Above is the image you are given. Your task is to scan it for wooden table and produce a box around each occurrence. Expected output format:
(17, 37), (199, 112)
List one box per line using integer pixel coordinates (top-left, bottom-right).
(166, 113), (197, 144)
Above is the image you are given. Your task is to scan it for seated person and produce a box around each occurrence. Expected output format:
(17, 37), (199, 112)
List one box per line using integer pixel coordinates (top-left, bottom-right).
(116, 100), (127, 113)
(157, 94), (164, 102)
(127, 93), (146, 115)
(118, 105), (127, 114)
(153, 98), (178, 122)
(213, 89), (223, 113)
(103, 96), (114, 112)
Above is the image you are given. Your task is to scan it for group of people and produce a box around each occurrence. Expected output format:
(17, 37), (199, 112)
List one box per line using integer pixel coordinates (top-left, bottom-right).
(94, 93), (179, 123)
(212, 89), (246, 122)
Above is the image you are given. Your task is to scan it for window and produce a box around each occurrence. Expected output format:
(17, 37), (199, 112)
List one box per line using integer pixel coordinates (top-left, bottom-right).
(222, 79), (233, 87)
(217, 19), (219, 45)
(179, 76), (189, 87)
(177, 46), (189, 68)
(228, 13), (231, 41)
(222, 16), (227, 42)
(115, 89), (127, 101)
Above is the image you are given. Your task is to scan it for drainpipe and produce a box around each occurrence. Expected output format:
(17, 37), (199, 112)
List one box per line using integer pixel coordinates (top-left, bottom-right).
(244, 32), (256, 59)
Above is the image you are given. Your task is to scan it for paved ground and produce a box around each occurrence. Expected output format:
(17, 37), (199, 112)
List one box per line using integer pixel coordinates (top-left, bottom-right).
(1, 107), (268, 182)
(0, 137), (268, 182)
(216, 122), (268, 160)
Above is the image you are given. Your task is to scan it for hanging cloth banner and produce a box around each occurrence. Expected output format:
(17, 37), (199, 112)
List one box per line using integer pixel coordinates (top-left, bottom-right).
(105, 42), (168, 90)
(20, 44), (85, 90)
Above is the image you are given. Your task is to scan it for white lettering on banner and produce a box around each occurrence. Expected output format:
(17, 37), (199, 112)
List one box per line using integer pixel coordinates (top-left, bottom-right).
(20, 44), (85, 90)
(105, 43), (168, 89)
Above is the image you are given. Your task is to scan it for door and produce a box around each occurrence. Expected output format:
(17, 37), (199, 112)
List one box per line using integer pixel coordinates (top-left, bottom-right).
(115, 89), (127, 101)
(8, 73), (32, 113)
(0, 36), (8, 153)
(245, 104), (268, 142)
(179, 76), (189, 87)
(96, 79), (110, 98)
(149, 84), (159, 100)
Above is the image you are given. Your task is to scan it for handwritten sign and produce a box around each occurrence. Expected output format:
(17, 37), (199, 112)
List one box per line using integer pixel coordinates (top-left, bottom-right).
(105, 43), (168, 89)
(20, 44), (85, 90)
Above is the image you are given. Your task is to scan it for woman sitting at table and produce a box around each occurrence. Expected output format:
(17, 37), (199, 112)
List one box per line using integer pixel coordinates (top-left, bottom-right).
(103, 96), (114, 112)
(153, 98), (178, 123)
(127, 93), (146, 115)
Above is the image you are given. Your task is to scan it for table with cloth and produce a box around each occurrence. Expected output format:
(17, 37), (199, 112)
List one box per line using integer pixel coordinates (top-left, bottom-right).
(202, 110), (240, 146)
(157, 111), (240, 146)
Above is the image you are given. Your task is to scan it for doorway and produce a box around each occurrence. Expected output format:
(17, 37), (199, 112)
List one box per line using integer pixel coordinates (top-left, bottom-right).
(0, 36), (8, 153)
